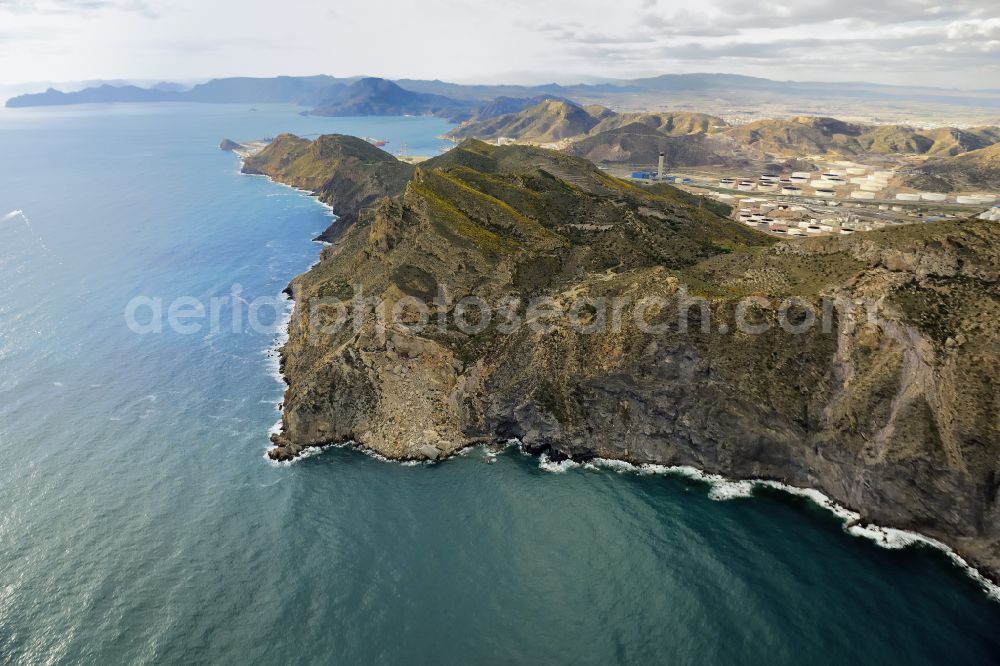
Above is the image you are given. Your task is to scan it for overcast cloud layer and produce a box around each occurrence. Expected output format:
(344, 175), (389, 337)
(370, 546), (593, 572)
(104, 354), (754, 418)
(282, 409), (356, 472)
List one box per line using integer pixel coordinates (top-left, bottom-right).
(0, 0), (997, 88)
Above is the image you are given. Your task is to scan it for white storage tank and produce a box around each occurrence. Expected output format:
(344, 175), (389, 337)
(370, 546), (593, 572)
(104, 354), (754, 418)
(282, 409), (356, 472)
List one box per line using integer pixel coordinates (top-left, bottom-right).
(896, 193), (921, 202)
(846, 167), (867, 175)
(792, 171), (811, 179)
(813, 189), (835, 198)
(860, 183), (885, 192)
(850, 191), (876, 200)
(782, 186), (802, 195)
(738, 182), (754, 191)
(956, 196), (981, 205)
(920, 192), (947, 202)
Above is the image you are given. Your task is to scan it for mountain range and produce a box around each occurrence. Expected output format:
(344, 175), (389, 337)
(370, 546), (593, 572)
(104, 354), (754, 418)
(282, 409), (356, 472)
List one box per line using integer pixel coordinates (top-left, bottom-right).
(307, 78), (478, 120)
(8, 73), (1000, 112)
(442, 100), (1000, 169)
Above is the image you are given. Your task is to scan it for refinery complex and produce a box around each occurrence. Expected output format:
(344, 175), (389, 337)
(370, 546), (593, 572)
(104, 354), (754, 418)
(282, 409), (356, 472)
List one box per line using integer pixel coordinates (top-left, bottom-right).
(623, 152), (998, 238)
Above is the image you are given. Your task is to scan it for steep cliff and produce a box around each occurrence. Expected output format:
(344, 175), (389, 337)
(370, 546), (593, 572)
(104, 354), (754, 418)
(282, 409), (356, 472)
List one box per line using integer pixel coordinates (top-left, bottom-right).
(261, 137), (1000, 582)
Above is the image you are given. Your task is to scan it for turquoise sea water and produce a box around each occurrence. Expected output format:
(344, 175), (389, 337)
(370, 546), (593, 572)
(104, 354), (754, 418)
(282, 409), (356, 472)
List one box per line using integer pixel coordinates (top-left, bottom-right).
(0, 103), (998, 665)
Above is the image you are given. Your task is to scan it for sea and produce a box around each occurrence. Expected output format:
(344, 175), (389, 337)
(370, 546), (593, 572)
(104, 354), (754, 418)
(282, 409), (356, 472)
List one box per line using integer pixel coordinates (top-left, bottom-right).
(0, 103), (998, 665)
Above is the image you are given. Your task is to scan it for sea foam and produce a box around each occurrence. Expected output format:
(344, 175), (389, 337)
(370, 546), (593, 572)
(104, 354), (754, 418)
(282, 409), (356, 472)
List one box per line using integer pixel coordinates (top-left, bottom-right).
(547, 454), (1000, 601)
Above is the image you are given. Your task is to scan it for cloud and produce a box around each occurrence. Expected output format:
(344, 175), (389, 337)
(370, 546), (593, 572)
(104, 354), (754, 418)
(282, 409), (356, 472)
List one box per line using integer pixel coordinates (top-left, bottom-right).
(0, 0), (996, 90)
(537, 0), (1000, 84)
(0, 0), (158, 17)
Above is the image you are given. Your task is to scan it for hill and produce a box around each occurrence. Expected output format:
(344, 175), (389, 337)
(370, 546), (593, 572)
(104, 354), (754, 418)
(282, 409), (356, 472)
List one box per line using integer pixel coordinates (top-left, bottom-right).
(241, 133), (415, 239)
(588, 110), (727, 136)
(308, 77), (476, 120)
(565, 122), (725, 166)
(445, 99), (600, 143)
(468, 95), (566, 121)
(903, 142), (1000, 191)
(445, 102), (727, 146)
(254, 136), (1000, 583)
(718, 116), (1000, 158)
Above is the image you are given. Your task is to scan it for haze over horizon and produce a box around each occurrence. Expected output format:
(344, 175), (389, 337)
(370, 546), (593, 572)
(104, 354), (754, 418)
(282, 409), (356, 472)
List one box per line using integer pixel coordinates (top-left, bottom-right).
(1, 0), (998, 90)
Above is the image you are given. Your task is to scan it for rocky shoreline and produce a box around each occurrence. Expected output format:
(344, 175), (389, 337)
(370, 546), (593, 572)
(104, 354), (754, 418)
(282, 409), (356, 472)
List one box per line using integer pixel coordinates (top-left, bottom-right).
(245, 135), (1000, 589)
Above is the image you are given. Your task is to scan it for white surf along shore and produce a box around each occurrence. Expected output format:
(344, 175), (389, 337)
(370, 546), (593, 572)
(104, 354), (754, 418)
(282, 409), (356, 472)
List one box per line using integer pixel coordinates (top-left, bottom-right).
(538, 451), (1000, 603)
(238, 154), (337, 465)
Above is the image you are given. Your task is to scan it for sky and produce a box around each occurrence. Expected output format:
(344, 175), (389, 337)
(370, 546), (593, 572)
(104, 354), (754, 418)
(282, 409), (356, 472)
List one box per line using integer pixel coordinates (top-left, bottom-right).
(0, 0), (998, 89)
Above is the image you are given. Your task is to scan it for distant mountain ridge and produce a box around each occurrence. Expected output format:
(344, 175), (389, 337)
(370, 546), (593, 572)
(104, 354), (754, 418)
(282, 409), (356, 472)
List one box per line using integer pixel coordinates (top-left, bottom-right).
(5, 75), (349, 107)
(445, 99), (728, 144)
(308, 78), (476, 121)
(9, 72), (1000, 111)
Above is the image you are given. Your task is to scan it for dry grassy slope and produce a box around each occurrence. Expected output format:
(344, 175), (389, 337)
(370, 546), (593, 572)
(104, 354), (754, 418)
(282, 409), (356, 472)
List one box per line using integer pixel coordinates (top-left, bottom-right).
(587, 110), (727, 136)
(565, 123), (725, 166)
(445, 100), (600, 143)
(904, 142), (1000, 192)
(261, 137), (1000, 583)
(446, 101), (727, 144)
(718, 116), (1000, 158)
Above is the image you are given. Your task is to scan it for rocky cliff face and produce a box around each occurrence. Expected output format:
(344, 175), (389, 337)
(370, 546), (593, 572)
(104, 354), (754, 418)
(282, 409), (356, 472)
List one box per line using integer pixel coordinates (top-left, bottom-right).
(261, 137), (1000, 582)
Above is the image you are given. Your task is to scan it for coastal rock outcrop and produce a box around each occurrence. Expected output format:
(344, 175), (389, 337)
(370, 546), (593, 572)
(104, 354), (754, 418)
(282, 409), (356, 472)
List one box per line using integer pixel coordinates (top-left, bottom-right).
(241, 133), (415, 240)
(252, 137), (1000, 583)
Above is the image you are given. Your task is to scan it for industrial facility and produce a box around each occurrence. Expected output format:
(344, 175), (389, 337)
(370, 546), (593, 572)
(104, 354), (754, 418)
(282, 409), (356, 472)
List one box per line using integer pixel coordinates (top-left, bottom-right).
(625, 158), (998, 238)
